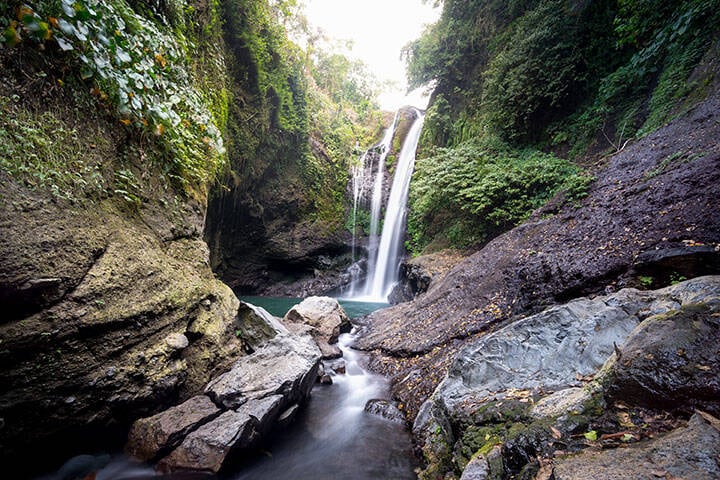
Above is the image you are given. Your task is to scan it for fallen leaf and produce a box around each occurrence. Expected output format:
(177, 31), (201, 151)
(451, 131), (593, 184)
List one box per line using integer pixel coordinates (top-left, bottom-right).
(650, 470), (667, 478)
(550, 426), (562, 440)
(583, 430), (598, 441)
(695, 410), (720, 432)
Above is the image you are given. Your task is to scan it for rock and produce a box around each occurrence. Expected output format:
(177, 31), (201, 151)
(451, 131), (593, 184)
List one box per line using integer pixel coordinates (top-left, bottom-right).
(126, 395), (221, 462)
(320, 374), (333, 385)
(276, 404), (300, 429)
(205, 333), (321, 409)
(364, 399), (406, 424)
(389, 249), (467, 304)
(425, 293), (642, 418)
(459, 453), (489, 480)
(317, 341), (343, 359)
(0, 173), (246, 471)
(164, 333), (190, 351)
(553, 413), (720, 480)
(603, 298), (720, 415)
(158, 395), (284, 474)
(530, 387), (593, 421)
(284, 296), (351, 344)
(236, 301), (288, 350)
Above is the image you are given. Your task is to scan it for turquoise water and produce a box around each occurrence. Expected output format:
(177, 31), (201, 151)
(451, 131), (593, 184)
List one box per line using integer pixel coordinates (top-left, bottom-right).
(239, 296), (389, 319)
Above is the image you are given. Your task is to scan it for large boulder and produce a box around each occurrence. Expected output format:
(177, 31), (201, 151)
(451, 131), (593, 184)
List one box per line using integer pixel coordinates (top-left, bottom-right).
(157, 395), (285, 474)
(236, 301), (289, 351)
(204, 333), (321, 410)
(125, 395), (221, 462)
(603, 302), (720, 415)
(284, 296), (351, 359)
(414, 276), (720, 479)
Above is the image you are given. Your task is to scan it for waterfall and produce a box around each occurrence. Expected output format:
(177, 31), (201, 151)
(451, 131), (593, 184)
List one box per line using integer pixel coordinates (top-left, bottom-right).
(360, 110), (424, 301)
(365, 112), (398, 279)
(349, 151), (367, 262)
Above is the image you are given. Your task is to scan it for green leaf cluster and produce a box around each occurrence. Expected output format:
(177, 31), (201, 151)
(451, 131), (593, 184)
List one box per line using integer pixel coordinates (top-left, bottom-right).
(1, 0), (228, 194)
(407, 135), (592, 254)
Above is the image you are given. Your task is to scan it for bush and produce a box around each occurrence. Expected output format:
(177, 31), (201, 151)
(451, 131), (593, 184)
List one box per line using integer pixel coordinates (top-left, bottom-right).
(407, 135), (592, 253)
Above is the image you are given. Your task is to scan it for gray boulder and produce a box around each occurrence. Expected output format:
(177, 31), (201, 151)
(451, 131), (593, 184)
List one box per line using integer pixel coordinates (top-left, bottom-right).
(284, 296), (351, 358)
(421, 293), (643, 423)
(205, 333), (321, 410)
(157, 394), (284, 474)
(236, 301), (288, 350)
(553, 413), (720, 480)
(125, 395), (220, 462)
(603, 301), (720, 415)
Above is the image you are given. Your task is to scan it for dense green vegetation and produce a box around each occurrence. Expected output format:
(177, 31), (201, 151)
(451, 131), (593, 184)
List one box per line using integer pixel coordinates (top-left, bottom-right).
(404, 0), (719, 253)
(1, 0), (382, 232)
(1, 0), (229, 198)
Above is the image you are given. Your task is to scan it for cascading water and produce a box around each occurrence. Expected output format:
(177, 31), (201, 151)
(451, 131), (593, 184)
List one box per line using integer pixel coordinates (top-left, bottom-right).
(349, 151), (367, 262)
(359, 110), (424, 301)
(345, 113), (398, 298)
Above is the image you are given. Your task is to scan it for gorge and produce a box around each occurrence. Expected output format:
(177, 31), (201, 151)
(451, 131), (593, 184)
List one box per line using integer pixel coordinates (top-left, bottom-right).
(2, 0), (720, 479)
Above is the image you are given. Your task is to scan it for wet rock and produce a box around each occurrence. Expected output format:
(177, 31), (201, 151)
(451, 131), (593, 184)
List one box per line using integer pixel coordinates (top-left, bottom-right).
(364, 399), (406, 424)
(158, 395), (284, 474)
(317, 341), (343, 359)
(553, 413), (720, 480)
(423, 293), (642, 419)
(157, 410), (253, 474)
(459, 453), (489, 480)
(320, 374), (333, 385)
(126, 395), (221, 462)
(205, 333), (321, 409)
(389, 250), (467, 304)
(284, 296), (351, 344)
(276, 404), (300, 429)
(236, 301), (288, 350)
(604, 299), (720, 415)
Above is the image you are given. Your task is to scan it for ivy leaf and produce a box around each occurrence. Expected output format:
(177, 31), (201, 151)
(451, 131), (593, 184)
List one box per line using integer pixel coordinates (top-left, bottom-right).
(56, 36), (74, 51)
(61, 0), (76, 18)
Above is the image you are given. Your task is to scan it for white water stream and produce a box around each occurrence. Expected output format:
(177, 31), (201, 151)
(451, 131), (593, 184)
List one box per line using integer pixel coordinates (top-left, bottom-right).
(356, 111), (424, 302)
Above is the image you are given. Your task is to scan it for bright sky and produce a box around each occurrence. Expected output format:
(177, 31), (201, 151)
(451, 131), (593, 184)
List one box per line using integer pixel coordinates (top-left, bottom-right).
(302, 0), (441, 111)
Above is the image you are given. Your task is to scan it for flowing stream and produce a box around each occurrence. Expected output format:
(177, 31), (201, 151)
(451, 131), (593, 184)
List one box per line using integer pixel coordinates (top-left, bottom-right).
(38, 299), (416, 480)
(223, 297), (417, 480)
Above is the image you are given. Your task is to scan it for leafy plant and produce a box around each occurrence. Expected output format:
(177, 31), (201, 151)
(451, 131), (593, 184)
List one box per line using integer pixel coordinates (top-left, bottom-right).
(407, 135), (589, 253)
(2, 0), (227, 192)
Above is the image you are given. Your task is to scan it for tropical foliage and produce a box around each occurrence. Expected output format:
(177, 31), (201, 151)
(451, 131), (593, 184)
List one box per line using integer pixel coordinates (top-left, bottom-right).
(403, 0), (719, 252)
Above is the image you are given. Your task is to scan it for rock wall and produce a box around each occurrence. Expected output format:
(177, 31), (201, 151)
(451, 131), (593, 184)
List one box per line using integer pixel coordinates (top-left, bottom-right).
(0, 173), (247, 471)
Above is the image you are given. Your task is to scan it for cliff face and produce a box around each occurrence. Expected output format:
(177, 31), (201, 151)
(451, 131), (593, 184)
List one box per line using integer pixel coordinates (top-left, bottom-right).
(0, 86), (243, 473)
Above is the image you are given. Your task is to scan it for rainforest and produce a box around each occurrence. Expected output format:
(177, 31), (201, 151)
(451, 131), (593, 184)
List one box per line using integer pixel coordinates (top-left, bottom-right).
(1, 0), (719, 479)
